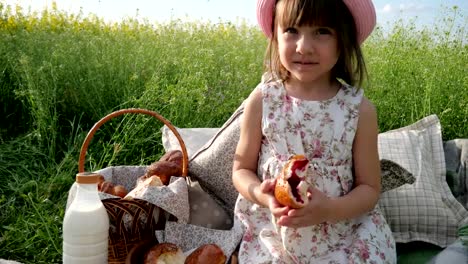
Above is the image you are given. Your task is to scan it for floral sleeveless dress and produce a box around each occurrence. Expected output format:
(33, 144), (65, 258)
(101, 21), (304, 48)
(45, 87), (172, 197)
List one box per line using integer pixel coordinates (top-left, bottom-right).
(234, 80), (396, 264)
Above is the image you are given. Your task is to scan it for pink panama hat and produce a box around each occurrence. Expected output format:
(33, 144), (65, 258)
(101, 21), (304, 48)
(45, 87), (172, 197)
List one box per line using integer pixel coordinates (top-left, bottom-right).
(256, 0), (376, 44)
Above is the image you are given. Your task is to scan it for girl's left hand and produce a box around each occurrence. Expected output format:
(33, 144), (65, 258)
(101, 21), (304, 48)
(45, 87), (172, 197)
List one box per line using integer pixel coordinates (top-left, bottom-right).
(276, 187), (331, 228)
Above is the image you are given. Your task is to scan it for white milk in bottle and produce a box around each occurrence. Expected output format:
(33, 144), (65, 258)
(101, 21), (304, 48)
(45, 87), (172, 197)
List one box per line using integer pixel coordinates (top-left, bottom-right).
(63, 172), (109, 264)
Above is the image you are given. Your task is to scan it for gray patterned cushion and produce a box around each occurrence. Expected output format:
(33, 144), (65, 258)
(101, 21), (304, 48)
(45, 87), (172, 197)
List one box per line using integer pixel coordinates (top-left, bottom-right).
(162, 103), (244, 219)
(187, 178), (232, 230)
(159, 106), (246, 259)
(187, 104), (244, 213)
(161, 126), (233, 228)
(377, 115), (468, 247)
(162, 127), (219, 159)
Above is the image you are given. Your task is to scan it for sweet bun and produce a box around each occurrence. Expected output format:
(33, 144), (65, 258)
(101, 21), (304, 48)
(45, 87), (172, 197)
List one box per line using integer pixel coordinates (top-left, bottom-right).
(274, 154), (310, 209)
(184, 244), (226, 264)
(143, 243), (185, 264)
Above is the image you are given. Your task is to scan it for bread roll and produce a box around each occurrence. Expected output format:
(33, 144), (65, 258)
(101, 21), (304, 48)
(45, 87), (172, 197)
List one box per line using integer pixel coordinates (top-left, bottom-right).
(125, 175), (163, 200)
(274, 154), (310, 209)
(97, 175), (106, 189)
(146, 161), (182, 185)
(159, 150), (183, 167)
(144, 175), (164, 187)
(185, 244), (226, 264)
(113, 185), (128, 198)
(99, 181), (115, 196)
(143, 243), (185, 264)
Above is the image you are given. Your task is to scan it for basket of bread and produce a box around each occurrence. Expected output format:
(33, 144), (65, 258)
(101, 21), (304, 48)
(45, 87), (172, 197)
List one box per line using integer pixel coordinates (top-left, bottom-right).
(69, 108), (237, 263)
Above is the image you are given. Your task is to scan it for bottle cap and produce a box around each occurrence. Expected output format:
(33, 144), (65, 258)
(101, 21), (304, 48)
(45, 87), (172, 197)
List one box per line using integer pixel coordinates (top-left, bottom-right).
(76, 172), (102, 184)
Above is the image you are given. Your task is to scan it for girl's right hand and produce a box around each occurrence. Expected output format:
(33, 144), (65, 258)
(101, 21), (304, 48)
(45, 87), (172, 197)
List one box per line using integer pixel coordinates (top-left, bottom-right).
(259, 178), (290, 218)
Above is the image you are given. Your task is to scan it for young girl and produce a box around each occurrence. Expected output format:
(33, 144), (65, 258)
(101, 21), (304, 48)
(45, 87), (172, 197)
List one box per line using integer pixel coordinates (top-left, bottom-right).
(232, 0), (396, 263)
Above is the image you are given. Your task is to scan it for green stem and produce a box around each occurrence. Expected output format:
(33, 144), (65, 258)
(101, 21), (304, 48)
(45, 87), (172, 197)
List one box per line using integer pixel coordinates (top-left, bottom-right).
(28, 192), (60, 254)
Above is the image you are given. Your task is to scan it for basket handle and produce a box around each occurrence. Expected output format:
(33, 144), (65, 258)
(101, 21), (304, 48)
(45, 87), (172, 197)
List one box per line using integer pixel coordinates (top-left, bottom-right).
(78, 108), (189, 176)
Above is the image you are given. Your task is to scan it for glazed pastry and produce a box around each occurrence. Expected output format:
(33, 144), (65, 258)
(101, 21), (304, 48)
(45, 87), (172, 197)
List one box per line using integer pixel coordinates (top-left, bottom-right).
(274, 154), (310, 209)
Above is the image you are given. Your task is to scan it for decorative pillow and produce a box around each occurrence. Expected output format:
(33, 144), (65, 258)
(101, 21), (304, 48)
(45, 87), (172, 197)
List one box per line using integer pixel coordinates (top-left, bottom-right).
(380, 159), (415, 193)
(162, 103), (244, 219)
(377, 115), (468, 247)
(187, 178), (232, 230)
(187, 103), (244, 214)
(159, 126), (235, 229)
(162, 127), (219, 159)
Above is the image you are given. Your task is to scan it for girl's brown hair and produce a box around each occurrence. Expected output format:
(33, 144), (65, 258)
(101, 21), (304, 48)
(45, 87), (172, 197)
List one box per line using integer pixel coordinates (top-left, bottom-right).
(265, 0), (368, 87)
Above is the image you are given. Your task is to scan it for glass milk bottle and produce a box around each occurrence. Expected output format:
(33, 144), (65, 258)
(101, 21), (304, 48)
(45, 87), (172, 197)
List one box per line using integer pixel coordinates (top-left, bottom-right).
(63, 172), (109, 264)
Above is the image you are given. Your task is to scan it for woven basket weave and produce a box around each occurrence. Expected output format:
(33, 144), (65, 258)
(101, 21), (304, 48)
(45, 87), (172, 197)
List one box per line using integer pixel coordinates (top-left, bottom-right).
(78, 108), (189, 264)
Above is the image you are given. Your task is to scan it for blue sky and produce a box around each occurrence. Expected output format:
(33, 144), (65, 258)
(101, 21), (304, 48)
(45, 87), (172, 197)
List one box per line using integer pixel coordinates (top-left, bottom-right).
(4, 0), (468, 30)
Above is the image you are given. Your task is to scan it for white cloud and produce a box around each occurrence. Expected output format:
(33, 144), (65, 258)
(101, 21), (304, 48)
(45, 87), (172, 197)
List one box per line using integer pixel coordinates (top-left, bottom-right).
(399, 3), (429, 12)
(382, 4), (393, 13)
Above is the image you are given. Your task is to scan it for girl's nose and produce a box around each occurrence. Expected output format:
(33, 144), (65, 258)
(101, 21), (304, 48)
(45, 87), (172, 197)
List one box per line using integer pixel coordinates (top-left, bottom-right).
(296, 34), (314, 55)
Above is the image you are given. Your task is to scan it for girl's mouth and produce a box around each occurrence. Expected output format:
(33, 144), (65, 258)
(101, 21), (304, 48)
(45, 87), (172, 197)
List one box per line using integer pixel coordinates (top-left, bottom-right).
(294, 61), (317, 65)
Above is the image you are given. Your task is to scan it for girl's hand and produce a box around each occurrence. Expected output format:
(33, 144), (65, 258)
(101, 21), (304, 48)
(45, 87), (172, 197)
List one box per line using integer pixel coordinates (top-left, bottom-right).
(259, 178), (290, 218)
(276, 187), (330, 228)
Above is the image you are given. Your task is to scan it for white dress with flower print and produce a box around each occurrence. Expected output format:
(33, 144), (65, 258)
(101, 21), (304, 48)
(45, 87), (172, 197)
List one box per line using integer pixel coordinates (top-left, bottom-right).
(234, 80), (396, 264)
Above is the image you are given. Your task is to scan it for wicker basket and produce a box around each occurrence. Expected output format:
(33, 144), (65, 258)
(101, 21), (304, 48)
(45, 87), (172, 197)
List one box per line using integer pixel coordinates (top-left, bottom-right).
(78, 108), (189, 264)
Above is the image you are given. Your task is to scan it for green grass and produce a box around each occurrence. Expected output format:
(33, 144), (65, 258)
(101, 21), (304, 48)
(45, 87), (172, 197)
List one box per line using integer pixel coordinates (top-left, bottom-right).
(0, 3), (466, 263)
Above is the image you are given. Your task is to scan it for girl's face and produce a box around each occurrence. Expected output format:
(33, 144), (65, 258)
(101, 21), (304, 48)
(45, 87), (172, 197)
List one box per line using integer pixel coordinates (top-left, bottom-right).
(276, 24), (339, 87)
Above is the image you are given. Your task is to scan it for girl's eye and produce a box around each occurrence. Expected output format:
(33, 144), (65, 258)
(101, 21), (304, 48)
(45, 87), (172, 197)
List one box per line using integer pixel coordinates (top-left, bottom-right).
(284, 27), (298, 34)
(316, 28), (332, 35)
